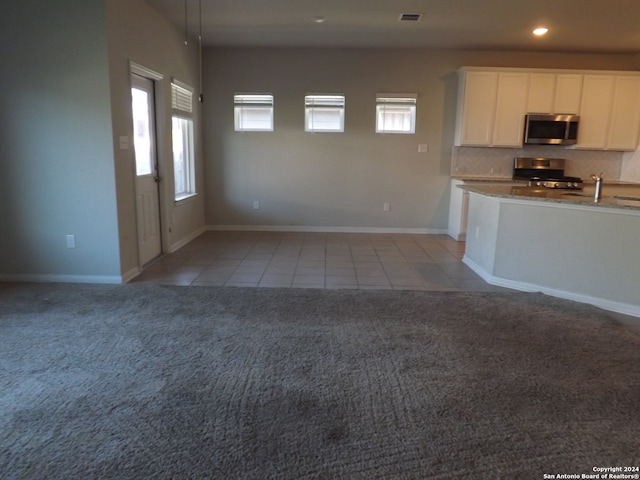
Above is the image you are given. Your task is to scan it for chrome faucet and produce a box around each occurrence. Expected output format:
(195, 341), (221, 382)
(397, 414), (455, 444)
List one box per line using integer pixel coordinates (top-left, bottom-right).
(591, 173), (603, 201)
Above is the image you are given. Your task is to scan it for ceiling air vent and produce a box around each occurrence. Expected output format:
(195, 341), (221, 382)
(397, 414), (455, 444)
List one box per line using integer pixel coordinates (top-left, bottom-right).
(398, 13), (423, 22)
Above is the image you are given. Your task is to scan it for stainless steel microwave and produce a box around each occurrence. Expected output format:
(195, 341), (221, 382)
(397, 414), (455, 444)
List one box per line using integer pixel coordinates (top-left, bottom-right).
(523, 114), (580, 146)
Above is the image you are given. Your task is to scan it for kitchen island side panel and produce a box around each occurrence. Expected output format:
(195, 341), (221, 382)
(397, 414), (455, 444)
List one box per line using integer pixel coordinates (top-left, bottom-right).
(463, 192), (502, 276)
(493, 201), (640, 306)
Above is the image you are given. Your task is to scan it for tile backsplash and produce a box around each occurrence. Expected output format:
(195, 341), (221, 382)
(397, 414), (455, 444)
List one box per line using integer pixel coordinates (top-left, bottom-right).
(621, 150), (640, 182)
(452, 146), (626, 180)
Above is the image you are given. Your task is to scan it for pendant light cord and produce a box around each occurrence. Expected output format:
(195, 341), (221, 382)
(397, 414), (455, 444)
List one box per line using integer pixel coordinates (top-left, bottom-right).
(184, 0), (188, 45)
(198, 0), (204, 103)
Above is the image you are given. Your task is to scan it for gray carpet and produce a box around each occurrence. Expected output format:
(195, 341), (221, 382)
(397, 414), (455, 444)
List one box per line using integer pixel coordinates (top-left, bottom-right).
(1, 283), (639, 479)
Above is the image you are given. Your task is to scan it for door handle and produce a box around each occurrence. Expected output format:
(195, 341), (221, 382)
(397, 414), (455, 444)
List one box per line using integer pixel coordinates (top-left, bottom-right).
(154, 176), (161, 183)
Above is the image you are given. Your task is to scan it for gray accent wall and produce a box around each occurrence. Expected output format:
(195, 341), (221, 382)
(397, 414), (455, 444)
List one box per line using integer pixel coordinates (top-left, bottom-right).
(0, 0), (205, 283)
(203, 48), (639, 231)
(0, 0), (121, 281)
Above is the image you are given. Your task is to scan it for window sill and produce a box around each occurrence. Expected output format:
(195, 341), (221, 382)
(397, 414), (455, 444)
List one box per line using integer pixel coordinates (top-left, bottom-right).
(174, 193), (198, 206)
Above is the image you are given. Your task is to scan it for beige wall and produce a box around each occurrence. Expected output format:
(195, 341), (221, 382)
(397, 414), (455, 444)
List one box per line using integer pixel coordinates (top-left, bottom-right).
(105, 0), (206, 276)
(202, 47), (639, 231)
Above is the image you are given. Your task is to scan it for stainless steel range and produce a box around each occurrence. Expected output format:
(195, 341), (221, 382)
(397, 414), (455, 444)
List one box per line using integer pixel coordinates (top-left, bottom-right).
(512, 157), (583, 190)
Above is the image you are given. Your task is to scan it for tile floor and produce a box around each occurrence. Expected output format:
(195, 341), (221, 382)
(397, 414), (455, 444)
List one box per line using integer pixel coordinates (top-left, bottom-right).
(132, 231), (508, 292)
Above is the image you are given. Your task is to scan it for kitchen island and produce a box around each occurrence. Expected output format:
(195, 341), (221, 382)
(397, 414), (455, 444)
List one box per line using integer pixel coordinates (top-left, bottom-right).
(461, 182), (640, 317)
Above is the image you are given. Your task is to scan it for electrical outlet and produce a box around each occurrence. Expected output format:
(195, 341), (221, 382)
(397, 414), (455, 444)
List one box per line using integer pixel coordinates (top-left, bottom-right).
(383, 202), (390, 212)
(253, 200), (260, 210)
(66, 235), (76, 249)
(475, 226), (480, 239)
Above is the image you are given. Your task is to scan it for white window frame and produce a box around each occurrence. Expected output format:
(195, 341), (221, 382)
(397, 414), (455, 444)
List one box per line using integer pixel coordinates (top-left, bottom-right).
(376, 94), (417, 134)
(171, 80), (196, 202)
(305, 94), (345, 133)
(234, 94), (274, 131)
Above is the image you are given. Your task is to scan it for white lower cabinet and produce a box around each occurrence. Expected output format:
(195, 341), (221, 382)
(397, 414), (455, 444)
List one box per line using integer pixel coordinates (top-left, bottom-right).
(448, 180), (469, 241)
(448, 179), (526, 241)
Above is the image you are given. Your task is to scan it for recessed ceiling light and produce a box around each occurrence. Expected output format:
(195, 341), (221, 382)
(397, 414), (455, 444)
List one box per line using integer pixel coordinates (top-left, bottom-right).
(533, 27), (549, 36)
(311, 16), (326, 23)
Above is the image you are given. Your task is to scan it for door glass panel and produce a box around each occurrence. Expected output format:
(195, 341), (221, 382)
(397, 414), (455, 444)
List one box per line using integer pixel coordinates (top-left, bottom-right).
(131, 87), (154, 176)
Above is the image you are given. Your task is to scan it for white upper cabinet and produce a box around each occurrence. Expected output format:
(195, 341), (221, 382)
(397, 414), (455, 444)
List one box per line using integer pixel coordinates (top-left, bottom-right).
(527, 73), (582, 115)
(455, 70), (527, 147)
(455, 71), (498, 146)
(492, 73), (529, 146)
(576, 75), (615, 149)
(456, 67), (640, 151)
(607, 76), (640, 151)
(576, 74), (640, 151)
(527, 73), (555, 114)
(554, 74), (583, 115)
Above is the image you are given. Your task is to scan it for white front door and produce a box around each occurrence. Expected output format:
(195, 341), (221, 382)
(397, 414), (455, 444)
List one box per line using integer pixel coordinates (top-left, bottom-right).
(131, 74), (162, 266)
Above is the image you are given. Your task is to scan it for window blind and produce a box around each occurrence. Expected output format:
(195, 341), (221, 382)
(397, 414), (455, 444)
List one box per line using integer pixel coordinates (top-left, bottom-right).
(171, 81), (193, 115)
(376, 94), (417, 134)
(305, 95), (345, 132)
(234, 94), (274, 131)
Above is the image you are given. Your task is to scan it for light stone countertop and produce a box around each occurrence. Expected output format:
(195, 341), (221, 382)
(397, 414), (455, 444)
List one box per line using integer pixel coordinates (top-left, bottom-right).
(450, 176), (527, 183)
(460, 183), (640, 211)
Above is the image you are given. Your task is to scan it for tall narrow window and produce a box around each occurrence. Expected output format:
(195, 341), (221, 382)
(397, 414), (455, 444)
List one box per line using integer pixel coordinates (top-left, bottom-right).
(376, 94), (417, 134)
(234, 94), (274, 131)
(305, 95), (345, 132)
(171, 80), (196, 201)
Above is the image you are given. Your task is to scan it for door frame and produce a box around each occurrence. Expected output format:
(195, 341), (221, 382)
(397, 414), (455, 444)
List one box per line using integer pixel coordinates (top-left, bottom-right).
(129, 62), (169, 268)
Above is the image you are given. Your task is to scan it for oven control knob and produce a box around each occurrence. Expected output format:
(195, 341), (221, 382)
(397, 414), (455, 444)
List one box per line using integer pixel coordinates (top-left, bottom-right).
(554, 183), (560, 188)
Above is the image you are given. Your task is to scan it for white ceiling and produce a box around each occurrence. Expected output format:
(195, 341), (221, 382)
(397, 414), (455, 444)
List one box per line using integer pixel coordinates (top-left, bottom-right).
(145, 0), (640, 54)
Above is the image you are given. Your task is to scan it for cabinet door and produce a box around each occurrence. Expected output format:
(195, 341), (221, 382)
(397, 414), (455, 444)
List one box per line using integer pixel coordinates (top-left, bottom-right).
(527, 73), (555, 114)
(607, 76), (640, 150)
(493, 73), (529, 146)
(554, 74), (582, 114)
(456, 71), (498, 146)
(576, 75), (614, 149)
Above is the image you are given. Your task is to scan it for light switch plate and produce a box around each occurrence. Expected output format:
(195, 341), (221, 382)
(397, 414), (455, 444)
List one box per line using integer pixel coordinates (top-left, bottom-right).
(119, 136), (129, 150)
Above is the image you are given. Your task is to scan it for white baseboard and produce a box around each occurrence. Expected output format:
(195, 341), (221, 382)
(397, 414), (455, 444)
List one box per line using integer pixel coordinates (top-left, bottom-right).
(207, 225), (448, 235)
(462, 255), (640, 318)
(0, 274), (123, 285)
(169, 226), (208, 253)
(447, 232), (467, 241)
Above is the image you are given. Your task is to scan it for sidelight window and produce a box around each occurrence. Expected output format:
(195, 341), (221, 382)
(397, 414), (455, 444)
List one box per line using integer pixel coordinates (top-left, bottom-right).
(171, 80), (196, 201)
